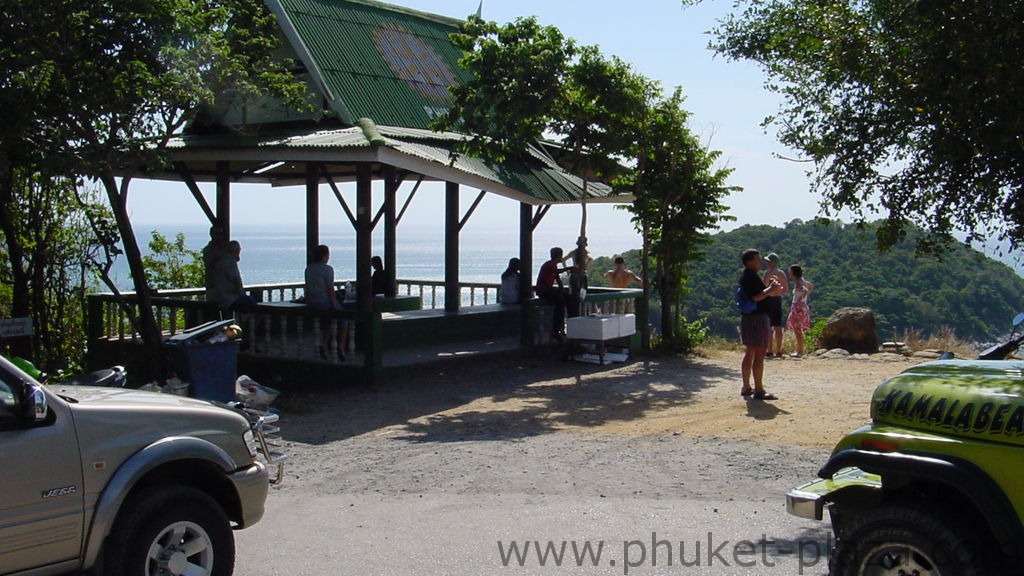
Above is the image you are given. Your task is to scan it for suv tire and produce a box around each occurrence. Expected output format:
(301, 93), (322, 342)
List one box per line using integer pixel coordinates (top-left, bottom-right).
(830, 503), (987, 576)
(103, 484), (235, 576)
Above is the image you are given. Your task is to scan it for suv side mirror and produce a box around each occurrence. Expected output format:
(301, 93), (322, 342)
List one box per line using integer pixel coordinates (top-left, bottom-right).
(21, 384), (48, 424)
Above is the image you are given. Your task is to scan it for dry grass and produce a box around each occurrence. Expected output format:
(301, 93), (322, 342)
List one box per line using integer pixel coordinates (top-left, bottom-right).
(697, 331), (806, 355)
(896, 326), (978, 358)
(700, 324), (980, 358)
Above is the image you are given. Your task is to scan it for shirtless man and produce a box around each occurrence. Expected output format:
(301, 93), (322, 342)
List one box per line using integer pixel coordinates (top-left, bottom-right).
(763, 252), (789, 358)
(603, 257), (642, 288)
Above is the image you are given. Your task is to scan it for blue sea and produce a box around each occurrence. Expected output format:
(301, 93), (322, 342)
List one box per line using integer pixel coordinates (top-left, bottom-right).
(112, 222), (642, 290)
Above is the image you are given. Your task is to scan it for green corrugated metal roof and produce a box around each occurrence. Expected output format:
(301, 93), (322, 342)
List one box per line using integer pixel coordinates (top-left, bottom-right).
(269, 0), (471, 129)
(166, 1), (628, 205)
(166, 123), (622, 204)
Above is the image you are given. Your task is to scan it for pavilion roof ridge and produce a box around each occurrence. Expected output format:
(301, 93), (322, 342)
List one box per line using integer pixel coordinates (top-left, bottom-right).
(291, 0), (464, 28)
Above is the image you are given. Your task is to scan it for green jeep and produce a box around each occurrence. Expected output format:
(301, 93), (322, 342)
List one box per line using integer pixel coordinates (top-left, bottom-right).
(788, 355), (1024, 575)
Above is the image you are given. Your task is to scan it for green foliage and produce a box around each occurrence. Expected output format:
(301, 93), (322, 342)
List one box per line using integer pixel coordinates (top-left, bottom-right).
(438, 14), (738, 352)
(706, 0), (1024, 252)
(684, 219), (1024, 341)
(675, 316), (709, 353)
(434, 14), (656, 198)
(804, 318), (828, 351)
(0, 174), (106, 370)
(621, 88), (737, 350)
(434, 15), (576, 164)
(551, 46), (658, 181)
(143, 231), (203, 290)
(2, 0), (306, 176)
(0, 0), (308, 372)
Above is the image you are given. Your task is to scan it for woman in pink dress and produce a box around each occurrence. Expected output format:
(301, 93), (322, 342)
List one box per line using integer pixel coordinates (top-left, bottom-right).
(786, 265), (814, 357)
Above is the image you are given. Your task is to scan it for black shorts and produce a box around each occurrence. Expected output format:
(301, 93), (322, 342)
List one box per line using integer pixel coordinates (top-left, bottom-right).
(764, 296), (783, 327)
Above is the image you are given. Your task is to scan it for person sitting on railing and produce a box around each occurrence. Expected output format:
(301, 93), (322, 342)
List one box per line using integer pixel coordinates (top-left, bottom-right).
(535, 247), (578, 341)
(210, 241), (259, 350)
(210, 241), (258, 314)
(371, 256), (396, 297)
(202, 224), (228, 302)
(499, 257), (522, 305)
(305, 245), (348, 360)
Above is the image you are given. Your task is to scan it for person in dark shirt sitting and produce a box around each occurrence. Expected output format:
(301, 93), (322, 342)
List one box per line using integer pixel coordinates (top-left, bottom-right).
(371, 255), (396, 297)
(535, 247), (577, 340)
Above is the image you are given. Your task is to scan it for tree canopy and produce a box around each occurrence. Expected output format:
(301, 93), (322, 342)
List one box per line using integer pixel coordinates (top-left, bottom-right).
(437, 13), (737, 351)
(620, 88), (736, 348)
(435, 15), (576, 164)
(703, 0), (1024, 251)
(0, 0), (306, 376)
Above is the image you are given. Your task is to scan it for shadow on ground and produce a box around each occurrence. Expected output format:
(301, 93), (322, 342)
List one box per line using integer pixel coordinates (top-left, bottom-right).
(745, 398), (792, 421)
(277, 351), (733, 445)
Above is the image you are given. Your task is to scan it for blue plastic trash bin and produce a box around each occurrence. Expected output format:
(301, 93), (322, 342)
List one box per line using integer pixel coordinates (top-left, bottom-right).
(165, 320), (239, 402)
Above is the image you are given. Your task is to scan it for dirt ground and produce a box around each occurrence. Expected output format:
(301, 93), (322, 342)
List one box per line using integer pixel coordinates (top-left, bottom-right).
(279, 348), (919, 465)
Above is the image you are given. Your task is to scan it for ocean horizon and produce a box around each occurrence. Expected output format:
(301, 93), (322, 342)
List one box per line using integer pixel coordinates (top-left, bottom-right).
(112, 222), (643, 290)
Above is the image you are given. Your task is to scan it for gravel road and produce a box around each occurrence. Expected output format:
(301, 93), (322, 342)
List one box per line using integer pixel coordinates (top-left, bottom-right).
(235, 351), (915, 575)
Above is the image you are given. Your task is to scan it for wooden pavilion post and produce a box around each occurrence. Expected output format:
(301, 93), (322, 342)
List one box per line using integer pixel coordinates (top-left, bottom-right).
(356, 164), (373, 310)
(383, 165), (398, 293)
(305, 163), (320, 263)
(216, 161), (231, 237)
(519, 202), (534, 345)
(444, 181), (459, 312)
(355, 163), (381, 378)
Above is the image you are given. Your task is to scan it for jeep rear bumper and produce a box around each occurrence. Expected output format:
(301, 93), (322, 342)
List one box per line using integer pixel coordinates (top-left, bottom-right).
(230, 460), (269, 529)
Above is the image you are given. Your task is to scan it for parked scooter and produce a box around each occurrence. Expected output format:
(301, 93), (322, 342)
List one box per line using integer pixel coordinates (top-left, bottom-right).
(939, 312), (1024, 360)
(9, 357), (127, 388)
(977, 312), (1024, 360)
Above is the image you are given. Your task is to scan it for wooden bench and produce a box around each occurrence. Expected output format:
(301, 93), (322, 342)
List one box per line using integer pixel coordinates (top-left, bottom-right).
(380, 304), (521, 348)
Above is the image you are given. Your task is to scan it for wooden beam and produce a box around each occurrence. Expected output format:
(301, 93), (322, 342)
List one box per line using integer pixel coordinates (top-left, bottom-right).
(174, 162), (217, 225)
(531, 204), (551, 231)
(320, 165), (357, 228)
(306, 163), (320, 264)
(216, 161), (231, 237)
(371, 170), (407, 228)
(356, 164), (373, 311)
(519, 202), (534, 345)
(383, 165), (398, 294)
(457, 191), (487, 232)
(371, 202), (386, 229)
(444, 181), (460, 312)
(396, 176), (423, 225)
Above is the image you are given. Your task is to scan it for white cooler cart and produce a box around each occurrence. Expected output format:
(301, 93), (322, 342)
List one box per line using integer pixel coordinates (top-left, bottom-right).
(565, 313), (636, 364)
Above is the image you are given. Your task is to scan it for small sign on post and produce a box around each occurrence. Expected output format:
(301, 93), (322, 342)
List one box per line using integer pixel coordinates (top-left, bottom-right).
(0, 317), (34, 338)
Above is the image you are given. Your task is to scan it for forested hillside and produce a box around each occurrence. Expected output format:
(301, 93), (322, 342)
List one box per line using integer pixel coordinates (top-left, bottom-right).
(591, 219), (1024, 341)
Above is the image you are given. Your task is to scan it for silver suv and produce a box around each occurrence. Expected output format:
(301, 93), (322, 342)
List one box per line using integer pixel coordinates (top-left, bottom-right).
(0, 354), (281, 576)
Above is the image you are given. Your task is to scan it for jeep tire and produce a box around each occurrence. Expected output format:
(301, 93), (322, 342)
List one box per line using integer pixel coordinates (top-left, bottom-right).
(103, 484), (235, 576)
(830, 503), (988, 576)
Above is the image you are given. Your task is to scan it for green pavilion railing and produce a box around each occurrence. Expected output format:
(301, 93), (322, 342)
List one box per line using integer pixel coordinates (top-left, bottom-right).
(86, 280), (642, 381)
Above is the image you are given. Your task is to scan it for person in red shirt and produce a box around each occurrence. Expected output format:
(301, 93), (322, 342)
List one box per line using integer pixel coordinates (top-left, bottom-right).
(536, 247), (577, 340)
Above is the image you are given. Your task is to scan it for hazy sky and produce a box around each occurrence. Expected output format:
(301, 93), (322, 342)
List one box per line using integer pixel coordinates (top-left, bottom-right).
(127, 0), (819, 252)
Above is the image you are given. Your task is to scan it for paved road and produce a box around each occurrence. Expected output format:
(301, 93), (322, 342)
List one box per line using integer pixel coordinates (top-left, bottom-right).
(236, 432), (832, 576)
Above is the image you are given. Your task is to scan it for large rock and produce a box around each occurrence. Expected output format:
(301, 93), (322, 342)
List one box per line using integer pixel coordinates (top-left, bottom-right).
(819, 307), (879, 354)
